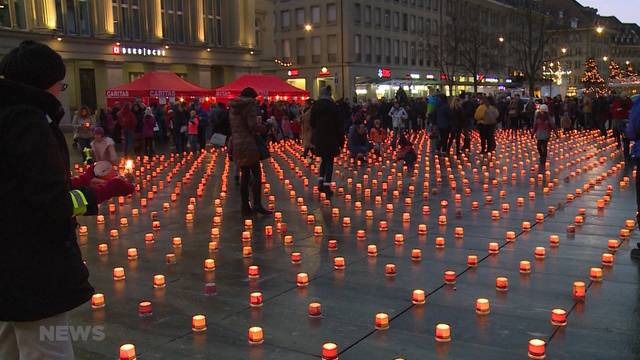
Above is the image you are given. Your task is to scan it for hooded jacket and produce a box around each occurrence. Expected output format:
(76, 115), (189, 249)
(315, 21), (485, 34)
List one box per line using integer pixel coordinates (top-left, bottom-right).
(229, 96), (264, 167)
(0, 79), (96, 321)
(310, 94), (344, 158)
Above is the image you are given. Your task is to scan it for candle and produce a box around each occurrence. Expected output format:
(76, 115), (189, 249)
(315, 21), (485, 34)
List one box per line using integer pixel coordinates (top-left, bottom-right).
(249, 292), (263, 307)
(98, 243), (108, 254)
(172, 237), (182, 248)
(109, 229), (119, 239)
(153, 274), (165, 288)
(385, 263), (396, 276)
(412, 289), (426, 304)
(96, 215), (105, 224)
(322, 343), (338, 360)
(505, 231), (516, 242)
(368, 244), (378, 257)
(467, 255), (478, 267)
(522, 221), (531, 231)
(411, 249), (422, 261)
(620, 228), (630, 238)
(247, 265), (260, 279)
(144, 233), (154, 243)
(434, 323), (451, 342)
(242, 246), (252, 258)
(108, 203), (116, 214)
(608, 239), (619, 251)
(589, 267), (603, 281)
(127, 248), (138, 260)
(535, 213), (544, 223)
(519, 260), (531, 274)
(551, 308), (567, 326)
(528, 339), (545, 359)
(471, 201), (479, 210)
(454, 227), (464, 238)
(394, 234), (404, 245)
(91, 293), (105, 309)
(334, 257), (345, 270)
(378, 220), (388, 231)
(192, 315), (207, 332)
(204, 282), (217, 296)
(356, 230), (366, 240)
(78, 225), (88, 236)
(434, 236), (445, 248)
(601, 253), (614, 266)
(328, 240), (338, 250)
(152, 220), (160, 230)
(165, 253), (176, 264)
(444, 270), (456, 284)
(113, 267), (125, 280)
(418, 224), (427, 235)
(573, 281), (586, 300)
(491, 210), (500, 220)
(549, 235), (559, 247)
(314, 225), (323, 236)
(248, 326), (264, 344)
(496, 276), (508, 291)
(138, 301), (152, 317)
(375, 313), (389, 330)
(297, 272), (309, 287)
(625, 219), (635, 229)
(365, 209), (374, 219)
(306, 215), (315, 224)
(488, 242), (499, 254)
(291, 252), (302, 264)
(438, 215), (447, 225)
(203, 259), (216, 272)
(534, 247), (546, 259)
(475, 298), (490, 315)
(119, 344), (136, 360)
(308, 302), (322, 317)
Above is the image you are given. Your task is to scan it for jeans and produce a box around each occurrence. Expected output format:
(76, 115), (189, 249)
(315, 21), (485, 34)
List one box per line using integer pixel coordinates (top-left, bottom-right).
(319, 156), (334, 185)
(0, 312), (74, 360)
(241, 163), (263, 208)
(188, 134), (199, 152)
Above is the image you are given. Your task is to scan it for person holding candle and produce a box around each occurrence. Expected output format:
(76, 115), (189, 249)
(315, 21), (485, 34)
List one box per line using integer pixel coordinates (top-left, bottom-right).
(0, 41), (135, 360)
(311, 86), (344, 197)
(229, 87), (272, 217)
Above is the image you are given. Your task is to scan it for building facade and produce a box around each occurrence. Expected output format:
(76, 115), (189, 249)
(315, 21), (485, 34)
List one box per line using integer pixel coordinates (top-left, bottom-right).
(0, 0), (267, 122)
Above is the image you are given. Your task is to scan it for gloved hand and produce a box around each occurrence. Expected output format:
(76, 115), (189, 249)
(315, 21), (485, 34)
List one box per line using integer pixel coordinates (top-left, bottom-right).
(91, 177), (135, 204)
(71, 164), (96, 188)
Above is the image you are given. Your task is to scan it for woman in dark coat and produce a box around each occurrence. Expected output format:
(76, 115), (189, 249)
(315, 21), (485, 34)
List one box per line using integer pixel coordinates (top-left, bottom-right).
(229, 87), (272, 217)
(311, 86), (344, 196)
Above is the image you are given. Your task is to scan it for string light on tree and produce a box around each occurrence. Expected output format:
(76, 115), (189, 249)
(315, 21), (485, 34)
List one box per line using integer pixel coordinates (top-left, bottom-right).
(608, 60), (623, 81)
(581, 58), (609, 96)
(625, 61), (638, 83)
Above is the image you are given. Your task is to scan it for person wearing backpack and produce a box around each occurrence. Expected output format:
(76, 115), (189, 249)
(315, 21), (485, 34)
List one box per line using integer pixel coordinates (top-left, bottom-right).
(476, 96), (499, 154)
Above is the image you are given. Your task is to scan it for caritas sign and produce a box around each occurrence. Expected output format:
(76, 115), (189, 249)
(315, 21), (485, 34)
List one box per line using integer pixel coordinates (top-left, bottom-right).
(112, 45), (166, 57)
(150, 90), (176, 98)
(106, 90), (129, 98)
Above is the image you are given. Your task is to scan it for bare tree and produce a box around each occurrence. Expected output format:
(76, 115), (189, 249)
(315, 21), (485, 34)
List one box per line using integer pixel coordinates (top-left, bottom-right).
(508, 0), (553, 96)
(436, 0), (463, 93)
(458, 20), (495, 95)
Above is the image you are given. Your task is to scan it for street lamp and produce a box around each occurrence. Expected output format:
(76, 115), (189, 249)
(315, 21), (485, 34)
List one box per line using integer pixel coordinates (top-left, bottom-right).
(596, 26), (604, 34)
(603, 56), (609, 62)
(561, 48), (567, 54)
(498, 36), (505, 43)
(626, 60), (631, 65)
(304, 24), (313, 32)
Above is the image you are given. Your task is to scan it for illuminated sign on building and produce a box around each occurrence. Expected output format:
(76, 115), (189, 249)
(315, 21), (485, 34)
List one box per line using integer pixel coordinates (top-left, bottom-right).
(378, 68), (391, 78)
(112, 45), (166, 57)
(287, 69), (300, 77)
(318, 67), (331, 76)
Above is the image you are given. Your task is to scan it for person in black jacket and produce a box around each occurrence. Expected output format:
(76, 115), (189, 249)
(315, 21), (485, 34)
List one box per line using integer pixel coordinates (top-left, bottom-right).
(0, 41), (134, 360)
(448, 96), (466, 155)
(311, 86), (344, 197)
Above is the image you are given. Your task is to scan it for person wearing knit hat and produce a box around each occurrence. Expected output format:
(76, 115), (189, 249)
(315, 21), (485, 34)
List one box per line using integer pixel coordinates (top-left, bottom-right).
(0, 41), (134, 359)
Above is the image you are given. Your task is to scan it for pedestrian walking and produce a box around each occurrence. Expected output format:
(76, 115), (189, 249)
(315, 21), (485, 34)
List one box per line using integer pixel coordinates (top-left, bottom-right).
(311, 86), (344, 197)
(0, 40), (134, 360)
(301, 100), (314, 157)
(532, 104), (555, 172)
(142, 107), (155, 156)
(229, 87), (272, 217)
(448, 96), (465, 155)
(388, 100), (408, 144)
(187, 110), (200, 152)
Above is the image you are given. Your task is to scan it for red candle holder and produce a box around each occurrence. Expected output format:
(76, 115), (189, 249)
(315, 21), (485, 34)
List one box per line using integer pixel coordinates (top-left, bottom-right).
(601, 253), (614, 266)
(385, 263), (396, 276)
(589, 267), (603, 281)
(308, 302), (322, 317)
(434, 323), (451, 342)
(528, 339), (545, 359)
(573, 281), (586, 300)
(412, 289), (426, 304)
(138, 301), (152, 317)
(91, 293), (105, 309)
(375, 313), (389, 330)
(334, 256), (345, 270)
(444, 270), (456, 284)
(475, 298), (490, 315)
(192, 315), (207, 332)
(322, 343), (338, 360)
(249, 292), (263, 307)
(551, 308), (567, 326)
(367, 244), (378, 257)
(411, 249), (422, 261)
(297, 272), (309, 287)
(495, 276), (508, 291)
(467, 255), (478, 267)
(534, 247), (546, 259)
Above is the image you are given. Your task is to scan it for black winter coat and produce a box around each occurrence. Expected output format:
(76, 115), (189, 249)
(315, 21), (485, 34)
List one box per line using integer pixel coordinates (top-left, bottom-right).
(0, 79), (96, 321)
(310, 98), (344, 158)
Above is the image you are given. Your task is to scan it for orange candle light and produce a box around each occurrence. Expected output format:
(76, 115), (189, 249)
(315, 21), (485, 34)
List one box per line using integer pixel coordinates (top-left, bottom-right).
(438, 215), (447, 225)
(109, 229), (119, 239)
(573, 281), (586, 300)
(153, 274), (165, 288)
(342, 217), (351, 227)
(435, 236), (445, 248)
(385, 263), (396, 276)
(522, 221), (531, 231)
(78, 225), (88, 235)
(475, 298), (490, 315)
(589, 267), (603, 281)
(308, 302), (322, 317)
(249, 292), (263, 307)
(418, 224), (427, 235)
(411, 248), (422, 261)
(368, 244), (378, 257)
(412, 289), (426, 304)
(138, 301), (152, 317)
(165, 253), (176, 264)
(495, 276), (508, 291)
(322, 343), (338, 360)
(549, 235), (560, 247)
(192, 314), (207, 332)
(297, 272), (309, 287)
(96, 214), (105, 224)
(203, 259), (216, 271)
(608, 239), (619, 251)
(328, 239), (338, 250)
(375, 313), (389, 330)
(248, 265), (260, 279)
(454, 227), (464, 238)
(314, 225), (323, 236)
(534, 247), (546, 259)
(520, 260), (531, 274)
(243, 246), (252, 258)
(488, 242), (499, 254)
(113, 267), (125, 280)
(98, 243), (108, 254)
(601, 253), (614, 266)
(127, 248), (138, 260)
(291, 252), (302, 264)
(505, 231), (516, 242)
(528, 339), (546, 359)
(444, 270), (456, 284)
(356, 230), (366, 240)
(119, 344), (136, 360)
(551, 308), (567, 326)
(379, 220), (388, 231)
(467, 255), (478, 267)
(91, 293), (105, 309)
(172, 237), (182, 248)
(334, 256), (345, 270)
(434, 323), (451, 342)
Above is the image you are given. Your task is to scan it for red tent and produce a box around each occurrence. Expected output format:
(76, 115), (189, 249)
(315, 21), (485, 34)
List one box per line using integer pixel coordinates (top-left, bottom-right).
(214, 74), (309, 101)
(106, 71), (213, 104)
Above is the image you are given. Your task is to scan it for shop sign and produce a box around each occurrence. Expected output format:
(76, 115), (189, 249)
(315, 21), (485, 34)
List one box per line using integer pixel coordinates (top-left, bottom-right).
(287, 69), (300, 77)
(318, 67), (331, 76)
(150, 90), (176, 98)
(378, 68), (391, 78)
(112, 45), (166, 57)
(106, 90), (129, 97)
(425, 74), (435, 80)
(409, 73), (420, 79)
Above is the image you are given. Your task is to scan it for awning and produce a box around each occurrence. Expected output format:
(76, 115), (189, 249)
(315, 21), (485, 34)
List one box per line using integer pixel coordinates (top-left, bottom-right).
(106, 71), (213, 99)
(214, 74), (309, 100)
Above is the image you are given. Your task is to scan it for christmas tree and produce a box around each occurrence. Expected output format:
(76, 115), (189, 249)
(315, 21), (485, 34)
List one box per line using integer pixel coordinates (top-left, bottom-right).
(581, 58), (608, 95)
(625, 62), (638, 83)
(608, 60), (623, 81)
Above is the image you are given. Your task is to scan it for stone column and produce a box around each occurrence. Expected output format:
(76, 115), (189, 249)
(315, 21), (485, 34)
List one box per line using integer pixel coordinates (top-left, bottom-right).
(226, 0), (242, 47)
(242, 0), (256, 48)
(147, 0), (163, 41)
(94, 0), (114, 37)
(193, 0), (205, 43)
(31, 0), (57, 31)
